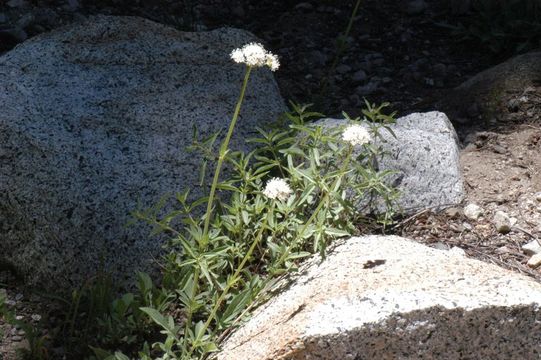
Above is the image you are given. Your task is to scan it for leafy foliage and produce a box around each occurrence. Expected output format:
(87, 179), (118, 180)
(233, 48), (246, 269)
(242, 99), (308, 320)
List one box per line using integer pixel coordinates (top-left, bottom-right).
(126, 100), (398, 359)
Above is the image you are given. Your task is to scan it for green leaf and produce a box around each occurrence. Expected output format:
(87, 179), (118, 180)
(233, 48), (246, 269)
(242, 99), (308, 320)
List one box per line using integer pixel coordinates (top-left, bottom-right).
(114, 352), (131, 360)
(220, 288), (252, 327)
(90, 346), (113, 359)
(324, 227), (350, 237)
(140, 307), (175, 335)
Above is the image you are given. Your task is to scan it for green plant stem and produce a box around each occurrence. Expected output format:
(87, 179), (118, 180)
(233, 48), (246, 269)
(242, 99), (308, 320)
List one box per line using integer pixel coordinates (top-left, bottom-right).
(318, 0), (363, 99)
(188, 202), (275, 358)
(182, 65), (253, 357)
(273, 146), (353, 272)
(201, 66), (253, 249)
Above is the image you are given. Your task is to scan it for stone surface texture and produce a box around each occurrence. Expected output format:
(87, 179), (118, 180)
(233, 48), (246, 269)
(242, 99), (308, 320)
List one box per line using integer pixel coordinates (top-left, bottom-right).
(318, 112), (464, 214)
(0, 16), (285, 289)
(218, 236), (541, 360)
(437, 51), (541, 124)
(464, 203), (483, 220)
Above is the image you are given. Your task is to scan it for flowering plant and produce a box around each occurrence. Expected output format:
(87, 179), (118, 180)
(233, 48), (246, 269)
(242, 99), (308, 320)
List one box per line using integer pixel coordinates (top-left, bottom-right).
(120, 44), (398, 360)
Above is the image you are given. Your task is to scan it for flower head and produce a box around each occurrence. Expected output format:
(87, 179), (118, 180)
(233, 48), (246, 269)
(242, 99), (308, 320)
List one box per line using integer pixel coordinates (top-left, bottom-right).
(230, 42), (280, 71)
(263, 178), (292, 201)
(342, 124), (371, 146)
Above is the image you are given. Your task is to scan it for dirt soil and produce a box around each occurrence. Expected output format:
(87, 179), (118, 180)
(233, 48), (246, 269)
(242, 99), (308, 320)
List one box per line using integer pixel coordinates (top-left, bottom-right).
(1, 0), (541, 358)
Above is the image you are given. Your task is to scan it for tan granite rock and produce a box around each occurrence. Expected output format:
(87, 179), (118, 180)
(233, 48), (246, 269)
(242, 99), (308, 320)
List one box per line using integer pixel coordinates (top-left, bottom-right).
(217, 236), (541, 359)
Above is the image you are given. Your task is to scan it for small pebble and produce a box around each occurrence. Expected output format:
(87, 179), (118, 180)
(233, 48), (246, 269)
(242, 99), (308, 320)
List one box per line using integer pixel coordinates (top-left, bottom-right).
(444, 207), (461, 219)
(336, 64), (352, 74)
(493, 210), (512, 234)
(464, 203), (483, 221)
(527, 253), (541, 268)
(7, 0), (26, 8)
(351, 69), (367, 83)
(522, 240), (541, 256)
(495, 246), (511, 254)
(405, 0), (428, 15)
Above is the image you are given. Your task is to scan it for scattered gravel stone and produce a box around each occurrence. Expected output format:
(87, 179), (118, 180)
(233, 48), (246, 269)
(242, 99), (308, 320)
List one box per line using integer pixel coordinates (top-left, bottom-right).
(507, 98), (521, 112)
(67, 0), (80, 11)
(491, 144), (507, 154)
(522, 240), (541, 256)
(444, 207), (461, 218)
(432, 63), (447, 77)
(351, 69), (367, 83)
(493, 210), (512, 234)
(355, 81), (379, 96)
(462, 222), (473, 231)
(295, 2), (314, 11)
(495, 246), (511, 254)
(464, 203), (483, 221)
(535, 192), (541, 202)
(406, 0), (428, 15)
(7, 0), (26, 8)
(527, 253), (541, 269)
(16, 13), (34, 28)
(336, 64), (352, 74)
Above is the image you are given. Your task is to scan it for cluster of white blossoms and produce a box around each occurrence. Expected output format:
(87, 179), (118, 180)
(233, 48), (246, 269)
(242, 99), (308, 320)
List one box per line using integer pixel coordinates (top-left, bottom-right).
(342, 124), (371, 146)
(230, 42), (280, 71)
(263, 177), (292, 201)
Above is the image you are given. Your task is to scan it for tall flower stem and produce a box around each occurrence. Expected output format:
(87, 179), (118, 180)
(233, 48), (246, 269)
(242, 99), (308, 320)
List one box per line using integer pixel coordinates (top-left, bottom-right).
(318, 0), (363, 101)
(201, 65), (253, 249)
(188, 202), (275, 357)
(181, 65), (253, 356)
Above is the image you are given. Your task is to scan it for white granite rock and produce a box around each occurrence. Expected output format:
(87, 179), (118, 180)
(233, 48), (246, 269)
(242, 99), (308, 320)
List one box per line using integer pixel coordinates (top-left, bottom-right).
(218, 236), (541, 359)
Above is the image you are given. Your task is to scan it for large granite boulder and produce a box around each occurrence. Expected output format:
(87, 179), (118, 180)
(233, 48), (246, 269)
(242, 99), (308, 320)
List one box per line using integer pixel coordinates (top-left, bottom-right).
(0, 16), (286, 289)
(437, 51), (541, 126)
(218, 236), (541, 359)
(318, 111), (464, 214)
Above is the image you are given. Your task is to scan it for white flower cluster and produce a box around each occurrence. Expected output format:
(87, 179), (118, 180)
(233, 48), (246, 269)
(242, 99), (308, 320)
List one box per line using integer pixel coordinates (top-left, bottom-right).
(230, 42), (280, 71)
(263, 177), (292, 201)
(342, 124), (371, 146)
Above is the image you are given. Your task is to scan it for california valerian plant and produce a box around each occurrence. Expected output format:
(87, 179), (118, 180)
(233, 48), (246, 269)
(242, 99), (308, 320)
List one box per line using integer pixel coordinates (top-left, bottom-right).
(120, 42), (399, 360)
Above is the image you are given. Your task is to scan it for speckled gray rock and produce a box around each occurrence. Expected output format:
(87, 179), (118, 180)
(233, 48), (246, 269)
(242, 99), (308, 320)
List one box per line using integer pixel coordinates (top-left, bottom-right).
(217, 236), (541, 360)
(0, 16), (285, 289)
(437, 51), (541, 124)
(318, 112), (464, 214)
